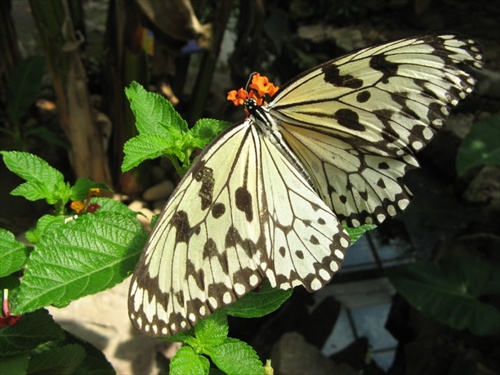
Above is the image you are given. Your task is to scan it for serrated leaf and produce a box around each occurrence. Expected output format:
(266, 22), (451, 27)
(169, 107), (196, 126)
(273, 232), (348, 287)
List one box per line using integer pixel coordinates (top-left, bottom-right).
(6, 56), (45, 125)
(191, 118), (231, 149)
(27, 344), (86, 375)
(0, 309), (64, 355)
(90, 197), (138, 216)
(14, 211), (147, 313)
(122, 133), (182, 172)
(223, 280), (291, 318)
(0, 228), (29, 277)
(388, 254), (500, 336)
(170, 346), (210, 375)
(0, 151), (70, 204)
(168, 328), (195, 343)
(195, 310), (228, 347)
(25, 214), (66, 244)
(456, 116), (500, 175)
(125, 81), (188, 135)
(345, 224), (376, 244)
(207, 338), (262, 375)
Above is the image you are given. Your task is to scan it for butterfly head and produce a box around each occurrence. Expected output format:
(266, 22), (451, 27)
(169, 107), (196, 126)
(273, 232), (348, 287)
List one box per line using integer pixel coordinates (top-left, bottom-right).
(227, 73), (279, 115)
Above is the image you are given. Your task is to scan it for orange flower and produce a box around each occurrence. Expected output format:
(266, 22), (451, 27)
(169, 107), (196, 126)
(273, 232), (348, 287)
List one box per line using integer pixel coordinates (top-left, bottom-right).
(227, 88), (248, 106)
(70, 201), (85, 214)
(227, 73), (279, 109)
(248, 73), (279, 97)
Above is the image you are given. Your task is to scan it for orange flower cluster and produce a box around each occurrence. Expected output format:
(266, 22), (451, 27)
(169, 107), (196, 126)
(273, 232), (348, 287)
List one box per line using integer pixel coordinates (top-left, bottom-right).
(227, 73), (279, 110)
(70, 188), (102, 214)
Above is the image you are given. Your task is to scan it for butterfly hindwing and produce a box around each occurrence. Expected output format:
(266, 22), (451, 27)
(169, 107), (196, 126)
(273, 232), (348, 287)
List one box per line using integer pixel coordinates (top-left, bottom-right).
(129, 121), (348, 336)
(268, 35), (483, 226)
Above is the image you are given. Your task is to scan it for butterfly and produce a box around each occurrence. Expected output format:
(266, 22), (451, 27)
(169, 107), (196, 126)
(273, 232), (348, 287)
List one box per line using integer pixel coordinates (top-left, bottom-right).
(129, 34), (484, 337)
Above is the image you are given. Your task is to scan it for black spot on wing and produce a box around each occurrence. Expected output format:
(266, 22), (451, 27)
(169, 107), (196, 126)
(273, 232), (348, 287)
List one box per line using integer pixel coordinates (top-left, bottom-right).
(356, 91), (371, 103)
(212, 202), (226, 218)
(335, 108), (366, 131)
(369, 53), (399, 83)
(322, 65), (364, 89)
(195, 166), (215, 210)
(170, 211), (191, 243)
(235, 187), (253, 221)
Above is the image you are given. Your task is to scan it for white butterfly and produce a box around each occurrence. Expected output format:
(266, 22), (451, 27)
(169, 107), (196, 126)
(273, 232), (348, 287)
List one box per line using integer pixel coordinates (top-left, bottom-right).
(129, 35), (483, 336)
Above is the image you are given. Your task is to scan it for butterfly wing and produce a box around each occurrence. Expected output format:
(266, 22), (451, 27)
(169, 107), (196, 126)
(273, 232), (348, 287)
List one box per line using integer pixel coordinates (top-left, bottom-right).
(129, 121), (348, 337)
(268, 35), (484, 226)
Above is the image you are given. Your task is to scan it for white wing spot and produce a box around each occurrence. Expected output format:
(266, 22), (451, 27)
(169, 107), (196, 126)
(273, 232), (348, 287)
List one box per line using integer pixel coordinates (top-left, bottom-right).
(330, 261), (339, 272)
(398, 199), (410, 210)
(334, 249), (344, 259)
(249, 274), (259, 286)
(412, 141), (424, 151)
(310, 278), (322, 290)
(144, 325), (150, 333)
(351, 218), (360, 227)
(319, 269), (330, 280)
(387, 205), (396, 216)
(162, 327), (167, 335)
(199, 306), (206, 316)
(234, 283), (246, 296)
(376, 213), (386, 223)
(152, 325), (158, 334)
(208, 297), (218, 308)
(180, 321), (187, 328)
(189, 313), (196, 322)
(340, 237), (349, 248)
(423, 127), (434, 140)
(223, 292), (232, 304)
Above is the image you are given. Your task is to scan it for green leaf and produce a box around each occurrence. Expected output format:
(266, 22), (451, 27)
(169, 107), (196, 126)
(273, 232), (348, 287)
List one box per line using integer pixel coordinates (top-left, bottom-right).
(0, 354), (30, 374)
(345, 224), (376, 244)
(388, 254), (500, 335)
(456, 116), (500, 175)
(0, 228), (29, 277)
(0, 151), (70, 205)
(224, 280), (292, 318)
(27, 344), (86, 375)
(207, 338), (262, 375)
(167, 328), (195, 343)
(0, 309), (64, 356)
(25, 214), (66, 244)
(6, 56), (45, 125)
(125, 81), (188, 135)
(169, 346), (210, 375)
(63, 331), (115, 375)
(70, 178), (111, 201)
(191, 118), (231, 149)
(122, 133), (182, 172)
(90, 197), (139, 216)
(195, 310), (228, 348)
(13, 211), (147, 313)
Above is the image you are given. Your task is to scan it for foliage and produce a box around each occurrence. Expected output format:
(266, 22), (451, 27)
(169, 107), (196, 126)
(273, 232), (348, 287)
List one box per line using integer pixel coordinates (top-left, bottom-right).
(456, 115), (500, 175)
(388, 254), (500, 336)
(0, 56), (68, 151)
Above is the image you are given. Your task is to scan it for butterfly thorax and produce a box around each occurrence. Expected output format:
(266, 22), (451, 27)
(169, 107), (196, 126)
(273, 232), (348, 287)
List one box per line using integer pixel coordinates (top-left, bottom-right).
(245, 97), (315, 187)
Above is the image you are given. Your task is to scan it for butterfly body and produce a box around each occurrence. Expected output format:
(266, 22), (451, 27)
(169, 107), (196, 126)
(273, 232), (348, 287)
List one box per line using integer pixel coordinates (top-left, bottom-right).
(129, 35), (483, 337)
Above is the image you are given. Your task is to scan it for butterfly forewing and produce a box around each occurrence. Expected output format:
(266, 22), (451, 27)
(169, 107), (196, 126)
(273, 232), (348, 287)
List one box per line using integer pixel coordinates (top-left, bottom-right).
(268, 35), (483, 226)
(129, 121), (349, 336)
